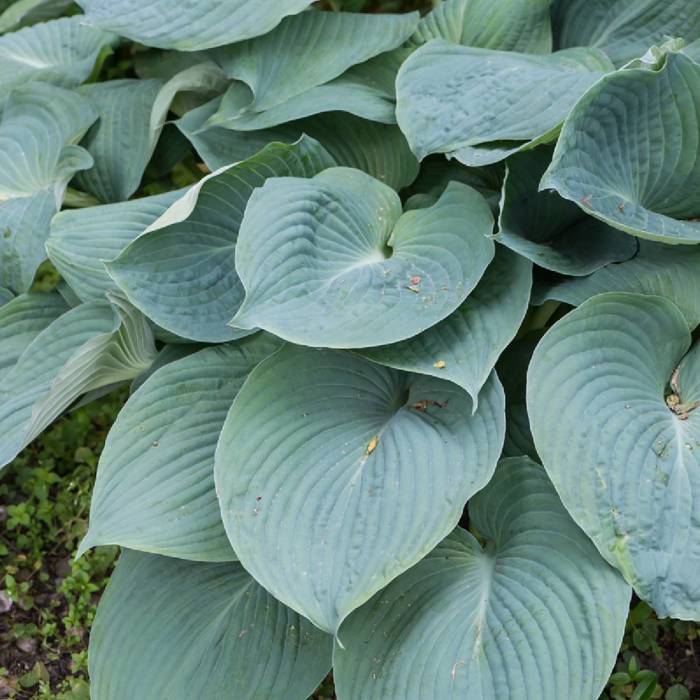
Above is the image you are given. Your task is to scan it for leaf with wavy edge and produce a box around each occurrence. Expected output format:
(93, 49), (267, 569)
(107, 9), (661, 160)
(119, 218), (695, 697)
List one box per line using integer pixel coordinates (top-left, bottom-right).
(498, 147), (637, 275)
(528, 292), (700, 618)
(396, 40), (613, 166)
(89, 550), (332, 700)
(412, 0), (552, 54)
(334, 457), (631, 700)
(80, 334), (282, 562)
(107, 137), (335, 343)
(541, 49), (700, 244)
(357, 247), (531, 404)
(215, 345), (505, 633)
(0, 294), (156, 472)
(232, 169), (495, 348)
(76, 0), (315, 51)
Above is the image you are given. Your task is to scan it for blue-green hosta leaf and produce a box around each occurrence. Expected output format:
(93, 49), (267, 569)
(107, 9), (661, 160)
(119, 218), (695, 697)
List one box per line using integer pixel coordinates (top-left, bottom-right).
(215, 345), (505, 633)
(210, 11), (417, 114)
(80, 334), (281, 562)
(0, 288), (12, 305)
(553, 0), (700, 67)
(0, 291), (68, 381)
(0, 16), (112, 105)
(334, 457), (631, 700)
(108, 137), (335, 343)
(541, 50), (700, 244)
(357, 247), (531, 403)
(232, 170), (495, 348)
(178, 99), (418, 190)
(0, 83), (96, 292)
(534, 241), (700, 330)
(498, 147), (637, 275)
(0, 295), (156, 471)
(0, 0), (77, 33)
(683, 38), (700, 64)
(77, 0), (315, 51)
(527, 293), (700, 618)
(413, 0), (553, 53)
(396, 41), (613, 166)
(46, 190), (184, 303)
(89, 550), (332, 700)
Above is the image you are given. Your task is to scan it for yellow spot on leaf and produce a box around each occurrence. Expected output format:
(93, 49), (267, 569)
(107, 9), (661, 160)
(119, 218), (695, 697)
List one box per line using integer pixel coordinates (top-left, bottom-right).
(433, 360), (446, 369)
(366, 435), (379, 455)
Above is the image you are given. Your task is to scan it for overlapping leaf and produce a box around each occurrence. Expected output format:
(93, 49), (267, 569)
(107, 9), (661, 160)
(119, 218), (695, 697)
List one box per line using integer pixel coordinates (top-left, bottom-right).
(334, 458), (631, 700)
(528, 292), (700, 618)
(396, 41), (613, 166)
(107, 137), (335, 343)
(0, 0), (76, 33)
(80, 334), (282, 562)
(541, 48), (700, 243)
(215, 345), (505, 633)
(89, 550), (332, 700)
(232, 169), (495, 348)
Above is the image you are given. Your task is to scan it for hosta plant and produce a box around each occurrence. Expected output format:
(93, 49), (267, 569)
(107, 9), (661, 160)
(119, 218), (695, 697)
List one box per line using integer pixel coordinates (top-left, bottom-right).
(1, 0), (700, 698)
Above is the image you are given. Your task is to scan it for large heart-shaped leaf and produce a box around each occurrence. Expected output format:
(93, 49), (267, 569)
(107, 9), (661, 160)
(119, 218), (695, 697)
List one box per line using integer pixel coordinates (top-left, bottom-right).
(0, 295), (156, 472)
(527, 292), (700, 618)
(107, 137), (335, 343)
(0, 82), (97, 292)
(334, 457), (631, 700)
(46, 190), (185, 303)
(232, 169), (495, 348)
(497, 147), (637, 275)
(357, 246), (531, 403)
(215, 345), (505, 633)
(396, 41), (613, 166)
(76, 0), (316, 51)
(209, 11), (417, 114)
(89, 550), (332, 700)
(533, 241), (700, 330)
(412, 0), (553, 54)
(178, 100), (419, 191)
(541, 48), (700, 244)
(553, 0), (700, 66)
(80, 334), (282, 562)
(0, 16), (112, 105)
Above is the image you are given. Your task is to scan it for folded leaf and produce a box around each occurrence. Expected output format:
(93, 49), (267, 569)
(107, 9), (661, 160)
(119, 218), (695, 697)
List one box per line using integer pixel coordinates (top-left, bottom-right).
(498, 147), (637, 275)
(89, 550), (332, 700)
(0, 0), (77, 33)
(334, 457), (631, 700)
(215, 345), (505, 632)
(528, 292), (700, 618)
(233, 169), (495, 348)
(396, 41), (613, 165)
(76, 0), (316, 51)
(107, 137), (336, 343)
(541, 48), (700, 243)
(357, 246), (531, 403)
(81, 334), (282, 562)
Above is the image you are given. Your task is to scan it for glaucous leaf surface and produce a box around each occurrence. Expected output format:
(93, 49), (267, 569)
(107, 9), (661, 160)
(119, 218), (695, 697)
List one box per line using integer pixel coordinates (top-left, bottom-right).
(89, 550), (332, 700)
(0, 0), (77, 33)
(0, 295), (156, 472)
(541, 48), (700, 244)
(108, 137), (335, 343)
(533, 241), (700, 330)
(0, 16), (111, 105)
(0, 288), (13, 306)
(76, 0), (316, 51)
(528, 292), (700, 619)
(396, 41), (613, 166)
(232, 169), (495, 348)
(553, 0), (700, 66)
(498, 147), (637, 275)
(0, 82), (96, 292)
(46, 190), (185, 303)
(215, 345), (505, 633)
(334, 457), (631, 700)
(80, 334), (282, 562)
(209, 12), (418, 113)
(357, 246), (531, 403)
(413, 0), (553, 54)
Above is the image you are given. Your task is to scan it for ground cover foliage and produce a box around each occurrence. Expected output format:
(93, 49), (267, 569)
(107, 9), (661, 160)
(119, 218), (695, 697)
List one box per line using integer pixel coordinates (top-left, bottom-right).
(0, 0), (699, 698)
